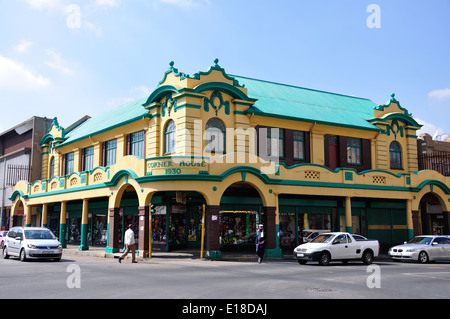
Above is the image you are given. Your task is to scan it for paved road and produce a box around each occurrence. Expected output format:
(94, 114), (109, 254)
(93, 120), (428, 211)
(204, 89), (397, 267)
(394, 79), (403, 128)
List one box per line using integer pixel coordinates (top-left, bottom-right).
(1, 253), (449, 301)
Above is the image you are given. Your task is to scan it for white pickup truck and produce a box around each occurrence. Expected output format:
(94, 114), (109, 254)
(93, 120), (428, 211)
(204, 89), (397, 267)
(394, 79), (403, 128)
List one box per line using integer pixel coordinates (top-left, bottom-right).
(293, 232), (379, 266)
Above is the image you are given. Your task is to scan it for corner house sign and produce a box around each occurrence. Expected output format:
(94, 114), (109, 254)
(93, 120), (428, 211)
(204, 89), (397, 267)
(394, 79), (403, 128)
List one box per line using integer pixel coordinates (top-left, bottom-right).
(147, 157), (208, 176)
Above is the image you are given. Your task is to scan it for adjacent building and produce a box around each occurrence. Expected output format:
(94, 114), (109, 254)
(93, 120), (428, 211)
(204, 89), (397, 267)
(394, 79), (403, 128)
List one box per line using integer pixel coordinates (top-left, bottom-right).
(10, 60), (450, 258)
(1, 116), (53, 229)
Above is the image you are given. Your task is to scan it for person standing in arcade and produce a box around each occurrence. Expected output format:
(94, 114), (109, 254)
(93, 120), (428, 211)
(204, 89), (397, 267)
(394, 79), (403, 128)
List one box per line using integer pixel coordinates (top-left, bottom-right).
(256, 224), (265, 263)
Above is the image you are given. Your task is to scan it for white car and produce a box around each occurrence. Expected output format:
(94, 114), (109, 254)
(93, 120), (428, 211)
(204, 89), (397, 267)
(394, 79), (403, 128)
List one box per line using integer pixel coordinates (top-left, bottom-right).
(388, 235), (450, 263)
(293, 232), (379, 266)
(2, 227), (62, 262)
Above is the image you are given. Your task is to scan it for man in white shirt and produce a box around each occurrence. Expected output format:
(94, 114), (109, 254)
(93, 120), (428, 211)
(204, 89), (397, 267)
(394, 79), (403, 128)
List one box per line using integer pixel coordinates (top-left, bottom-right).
(118, 224), (137, 263)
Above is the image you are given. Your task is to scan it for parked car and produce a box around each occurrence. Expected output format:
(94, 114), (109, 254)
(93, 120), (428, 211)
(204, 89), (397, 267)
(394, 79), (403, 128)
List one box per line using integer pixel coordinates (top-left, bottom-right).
(0, 230), (8, 248)
(302, 229), (330, 243)
(2, 227), (62, 262)
(293, 232), (379, 266)
(388, 235), (450, 263)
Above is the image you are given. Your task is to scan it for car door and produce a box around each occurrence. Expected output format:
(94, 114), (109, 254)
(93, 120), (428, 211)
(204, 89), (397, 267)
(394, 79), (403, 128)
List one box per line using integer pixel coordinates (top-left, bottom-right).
(440, 237), (450, 261)
(330, 234), (349, 259)
(6, 229), (18, 255)
(13, 228), (24, 256)
(429, 237), (446, 260)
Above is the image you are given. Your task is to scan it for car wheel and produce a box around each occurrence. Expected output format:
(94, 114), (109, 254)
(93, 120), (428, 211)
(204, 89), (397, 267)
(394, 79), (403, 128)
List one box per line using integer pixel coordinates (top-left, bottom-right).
(297, 260), (307, 265)
(19, 249), (27, 262)
(2, 246), (10, 259)
(318, 252), (331, 266)
(362, 250), (374, 265)
(418, 251), (429, 263)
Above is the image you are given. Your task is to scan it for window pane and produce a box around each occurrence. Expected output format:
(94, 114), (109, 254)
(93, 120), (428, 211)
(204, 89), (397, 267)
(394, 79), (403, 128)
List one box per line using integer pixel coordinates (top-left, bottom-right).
(347, 138), (361, 164)
(267, 128), (284, 157)
(389, 142), (402, 168)
(66, 152), (74, 175)
(105, 139), (117, 166)
(205, 118), (225, 153)
(165, 120), (176, 154)
(293, 130), (305, 160)
(84, 146), (94, 171)
(130, 131), (145, 158)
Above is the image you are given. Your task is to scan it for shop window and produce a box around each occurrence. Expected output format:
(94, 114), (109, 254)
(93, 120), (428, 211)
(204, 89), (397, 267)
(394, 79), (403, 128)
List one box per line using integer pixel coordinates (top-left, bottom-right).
(164, 120), (176, 155)
(83, 146), (94, 171)
(205, 118), (226, 154)
(389, 141), (402, 169)
(347, 137), (361, 165)
(129, 130), (145, 158)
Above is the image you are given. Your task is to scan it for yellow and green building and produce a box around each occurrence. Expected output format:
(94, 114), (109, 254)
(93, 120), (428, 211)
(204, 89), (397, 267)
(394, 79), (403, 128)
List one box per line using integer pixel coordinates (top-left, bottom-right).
(10, 60), (450, 258)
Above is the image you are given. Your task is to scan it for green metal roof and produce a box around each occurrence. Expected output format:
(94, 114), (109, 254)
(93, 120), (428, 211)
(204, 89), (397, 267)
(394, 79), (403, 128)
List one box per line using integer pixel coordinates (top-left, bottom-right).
(233, 75), (379, 131)
(59, 96), (148, 147)
(58, 72), (380, 147)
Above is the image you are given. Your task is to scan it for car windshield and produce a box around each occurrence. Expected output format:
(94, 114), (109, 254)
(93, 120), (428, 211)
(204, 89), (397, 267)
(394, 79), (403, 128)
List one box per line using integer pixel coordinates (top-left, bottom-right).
(311, 234), (334, 243)
(407, 236), (433, 245)
(24, 229), (55, 240)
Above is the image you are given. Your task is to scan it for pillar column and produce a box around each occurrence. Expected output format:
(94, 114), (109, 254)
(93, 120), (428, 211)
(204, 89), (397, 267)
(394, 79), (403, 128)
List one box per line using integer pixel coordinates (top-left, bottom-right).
(79, 199), (89, 251)
(59, 201), (67, 248)
(41, 203), (48, 228)
(24, 204), (31, 227)
(406, 199), (414, 240)
(206, 205), (220, 259)
(106, 207), (120, 253)
(263, 206), (282, 258)
(345, 196), (352, 233)
(138, 206), (149, 258)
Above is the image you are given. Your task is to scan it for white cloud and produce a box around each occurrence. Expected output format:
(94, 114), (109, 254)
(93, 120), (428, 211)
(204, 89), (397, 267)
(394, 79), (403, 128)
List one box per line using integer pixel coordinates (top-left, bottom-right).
(416, 117), (447, 138)
(158, 0), (210, 8)
(428, 88), (450, 100)
(45, 49), (73, 75)
(95, 0), (120, 6)
(14, 40), (33, 54)
(0, 55), (51, 90)
(25, 0), (66, 11)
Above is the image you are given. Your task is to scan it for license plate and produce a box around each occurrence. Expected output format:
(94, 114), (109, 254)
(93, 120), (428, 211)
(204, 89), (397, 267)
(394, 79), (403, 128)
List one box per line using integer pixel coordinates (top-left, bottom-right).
(297, 253), (304, 257)
(42, 250), (55, 254)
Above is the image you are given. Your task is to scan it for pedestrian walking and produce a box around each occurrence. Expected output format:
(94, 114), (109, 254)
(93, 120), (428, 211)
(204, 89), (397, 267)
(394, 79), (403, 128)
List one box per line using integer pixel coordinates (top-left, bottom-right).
(118, 224), (137, 263)
(256, 224), (265, 263)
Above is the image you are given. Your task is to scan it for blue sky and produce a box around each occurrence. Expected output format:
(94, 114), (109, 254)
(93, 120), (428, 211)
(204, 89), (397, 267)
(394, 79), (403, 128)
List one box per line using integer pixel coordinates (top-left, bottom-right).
(1, 0), (449, 139)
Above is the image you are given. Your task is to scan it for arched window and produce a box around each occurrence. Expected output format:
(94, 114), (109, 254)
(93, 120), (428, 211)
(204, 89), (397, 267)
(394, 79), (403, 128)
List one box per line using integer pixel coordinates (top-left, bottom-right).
(389, 141), (402, 169)
(205, 118), (226, 154)
(164, 120), (176, 154)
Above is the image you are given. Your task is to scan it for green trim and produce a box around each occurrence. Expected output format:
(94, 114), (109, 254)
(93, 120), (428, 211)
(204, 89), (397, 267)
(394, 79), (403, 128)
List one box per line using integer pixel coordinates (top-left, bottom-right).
(79, 224), (89, 251)
(143, 85), (179, 107)
(248, 110), (381, 132)
(194, 82), (254, 102)
(59, 223), (66, 248)
(373, 93), (412, 116)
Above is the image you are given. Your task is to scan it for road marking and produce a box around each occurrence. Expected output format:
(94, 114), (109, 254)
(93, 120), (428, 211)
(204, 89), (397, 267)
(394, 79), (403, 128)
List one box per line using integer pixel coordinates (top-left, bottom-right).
(402, 272), (450, 281)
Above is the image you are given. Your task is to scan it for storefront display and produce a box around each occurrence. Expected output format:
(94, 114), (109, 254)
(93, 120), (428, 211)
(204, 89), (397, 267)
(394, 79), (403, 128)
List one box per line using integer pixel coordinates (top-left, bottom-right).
(219, 211), (257, 251)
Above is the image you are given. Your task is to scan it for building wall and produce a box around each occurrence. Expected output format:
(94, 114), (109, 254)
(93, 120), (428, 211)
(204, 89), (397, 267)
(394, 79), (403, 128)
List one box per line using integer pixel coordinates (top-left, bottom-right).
(10, 62), (450, 254)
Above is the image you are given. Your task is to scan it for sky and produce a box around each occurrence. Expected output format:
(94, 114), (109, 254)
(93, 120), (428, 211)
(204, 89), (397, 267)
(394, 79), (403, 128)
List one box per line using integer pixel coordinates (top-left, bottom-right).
(0, 0), (449, 140)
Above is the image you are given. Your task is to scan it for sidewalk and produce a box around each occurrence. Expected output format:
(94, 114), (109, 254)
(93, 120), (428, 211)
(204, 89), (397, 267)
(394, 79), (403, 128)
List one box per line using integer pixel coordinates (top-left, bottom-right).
(62, 245), (390, 262)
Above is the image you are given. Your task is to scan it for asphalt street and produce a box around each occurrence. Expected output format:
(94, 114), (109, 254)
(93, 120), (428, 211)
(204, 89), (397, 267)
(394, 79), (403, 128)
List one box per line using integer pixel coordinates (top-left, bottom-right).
(1, 253), (449, 301)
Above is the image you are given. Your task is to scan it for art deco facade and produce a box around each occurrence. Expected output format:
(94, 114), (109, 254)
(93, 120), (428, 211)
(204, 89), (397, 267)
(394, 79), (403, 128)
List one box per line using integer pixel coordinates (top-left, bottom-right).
(10, 60), (450, 258)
